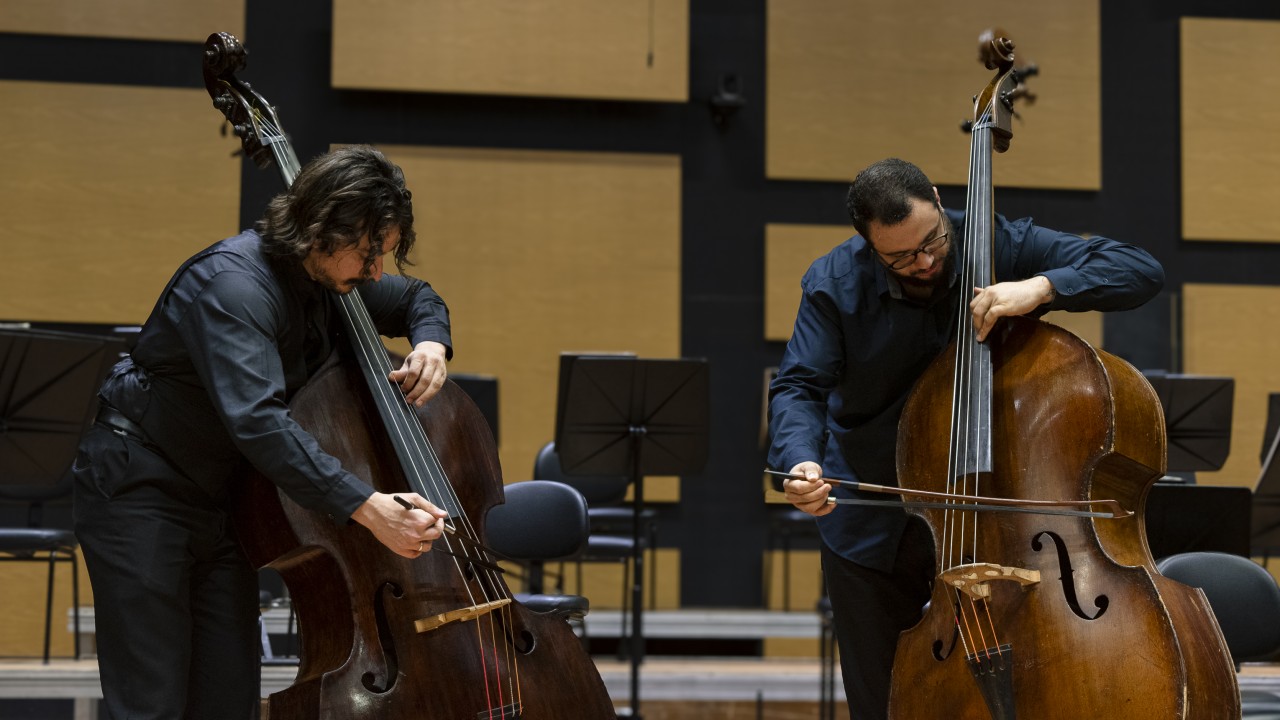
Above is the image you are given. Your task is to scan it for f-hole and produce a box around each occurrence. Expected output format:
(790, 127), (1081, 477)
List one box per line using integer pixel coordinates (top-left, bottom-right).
(361, 581), (404, 693)
(1032, 530), (1108, 620)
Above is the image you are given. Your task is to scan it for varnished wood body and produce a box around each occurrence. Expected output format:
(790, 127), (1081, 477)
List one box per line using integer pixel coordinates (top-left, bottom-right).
(888, 317), (1239, 719)
(234, 353), (617, 719)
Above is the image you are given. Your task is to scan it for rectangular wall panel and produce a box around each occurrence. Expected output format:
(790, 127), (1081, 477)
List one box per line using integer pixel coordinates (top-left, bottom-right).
(1183, 283), (1280, 488)
(334, 0), (688, 101)
(0, 80), (241, 324)
(764, 224), (848, 342)
(379, 146), (681, 499)
(1182, 18), (1280, 242)
(0, 0), (243, 42)
(767, 0), (1100, 189)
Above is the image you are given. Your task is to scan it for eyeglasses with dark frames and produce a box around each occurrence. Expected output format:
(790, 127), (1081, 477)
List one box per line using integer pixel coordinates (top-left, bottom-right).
(877, 206), (950, 270)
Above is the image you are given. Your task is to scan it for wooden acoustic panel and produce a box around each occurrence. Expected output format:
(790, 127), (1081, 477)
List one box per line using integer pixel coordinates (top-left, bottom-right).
(333, 0), (688, 102)
(0, 80), (242, 324)
(1183, 284), (1280, 489)
(0, 0), (243, 42)
(1182, 18), (1280, 242)
(767, 0), (1100, 189)
(1042, 310), (1102, 349)
(378, 146), (681, 500)
(764, 223), (849, 342)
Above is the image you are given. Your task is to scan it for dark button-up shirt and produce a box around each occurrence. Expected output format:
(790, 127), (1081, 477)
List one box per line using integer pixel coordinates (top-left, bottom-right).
(767, 210), (1164, 572)
(100, 230), (452, 521)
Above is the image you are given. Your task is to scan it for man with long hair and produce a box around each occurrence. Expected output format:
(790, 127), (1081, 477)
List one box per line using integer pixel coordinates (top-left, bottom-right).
(74, 146), (451, 718)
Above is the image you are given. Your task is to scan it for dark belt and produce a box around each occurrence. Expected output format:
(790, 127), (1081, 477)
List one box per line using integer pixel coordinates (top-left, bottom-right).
(95, 406), (148, 443)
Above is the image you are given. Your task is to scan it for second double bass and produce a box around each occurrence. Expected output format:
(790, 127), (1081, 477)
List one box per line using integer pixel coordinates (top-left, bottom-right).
(887, 35), (1238, 719)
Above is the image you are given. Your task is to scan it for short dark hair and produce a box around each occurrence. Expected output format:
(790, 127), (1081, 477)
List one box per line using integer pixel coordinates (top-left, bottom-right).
(257, 145), (416, 271)
(845, 158), (936, 241)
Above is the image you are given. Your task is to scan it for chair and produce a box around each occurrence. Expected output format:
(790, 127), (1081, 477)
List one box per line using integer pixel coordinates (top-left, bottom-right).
(531, 441), (648, 658)
(0, 484), (81, 664)
(485, 480), (591, 622)
(1156, 551), (1280, 717)
(532, 441), (654, 601)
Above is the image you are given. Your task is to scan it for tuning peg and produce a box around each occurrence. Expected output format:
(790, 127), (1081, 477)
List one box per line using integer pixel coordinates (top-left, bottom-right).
(961, 119), (974, 134)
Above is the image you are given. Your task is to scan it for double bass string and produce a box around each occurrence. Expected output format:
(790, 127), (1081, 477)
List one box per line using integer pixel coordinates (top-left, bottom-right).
(951, 106), (1006, 663)
(335, 293), (513, 598)
(335, 291), (523, 710)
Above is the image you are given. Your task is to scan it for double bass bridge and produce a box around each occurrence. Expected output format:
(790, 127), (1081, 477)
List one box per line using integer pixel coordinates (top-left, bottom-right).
(940, 562), (1040, 600)
(414, 598), (511, 633)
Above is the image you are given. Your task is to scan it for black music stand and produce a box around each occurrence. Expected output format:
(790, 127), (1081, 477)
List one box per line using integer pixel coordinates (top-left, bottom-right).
(0, 328), (123, 495)
(554, 354), (710, 720)
(1142, 372), (1235, 477)
(1251, 394), (1280, 558)
(1261, 392), (1280, 467)
(451, 372), (499, 445)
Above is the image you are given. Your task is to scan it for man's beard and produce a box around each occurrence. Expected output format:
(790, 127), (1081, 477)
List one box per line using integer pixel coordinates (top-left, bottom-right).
(897, 248), (955, 290)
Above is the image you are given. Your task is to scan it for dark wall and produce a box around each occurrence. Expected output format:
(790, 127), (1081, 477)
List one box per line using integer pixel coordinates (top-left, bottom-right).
(4, 0), (1279, 608)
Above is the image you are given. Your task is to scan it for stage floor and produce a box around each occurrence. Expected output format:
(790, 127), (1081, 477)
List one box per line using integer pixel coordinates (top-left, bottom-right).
(2, 609), (1277, 719)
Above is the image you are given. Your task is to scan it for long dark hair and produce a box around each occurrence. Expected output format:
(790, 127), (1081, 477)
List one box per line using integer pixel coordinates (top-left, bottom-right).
(257, 145), (416, 271)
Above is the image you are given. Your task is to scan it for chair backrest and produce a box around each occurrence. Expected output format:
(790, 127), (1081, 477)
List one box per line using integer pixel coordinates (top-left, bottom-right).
(1156, 551), (1280, 663)
(532, 441), (630, 506)
(486, 480), (589, 562)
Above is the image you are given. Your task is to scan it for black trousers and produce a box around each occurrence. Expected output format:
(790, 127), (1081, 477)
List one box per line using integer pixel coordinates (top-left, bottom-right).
(822, 515), (935, 720)
(73, 425), (260, 720)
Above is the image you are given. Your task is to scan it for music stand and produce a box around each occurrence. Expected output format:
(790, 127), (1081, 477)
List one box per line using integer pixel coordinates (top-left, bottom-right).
(451, 372), (499, 445)
(0, 328), (123, 497)
(1261, 392), (1280, 467)
(554, 354), (710, 720)
(1251, 394), (1280, 558)
(1142, 372), (1234, 476)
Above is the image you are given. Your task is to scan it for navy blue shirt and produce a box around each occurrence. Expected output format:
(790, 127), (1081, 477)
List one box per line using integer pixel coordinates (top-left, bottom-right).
(767, 210), (1164, 572)
(99, 230), (452, 521)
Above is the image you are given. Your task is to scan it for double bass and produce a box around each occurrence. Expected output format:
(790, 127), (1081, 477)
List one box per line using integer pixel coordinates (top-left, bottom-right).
(887, 34), (1239, 718)
(202, 32), (618, 719)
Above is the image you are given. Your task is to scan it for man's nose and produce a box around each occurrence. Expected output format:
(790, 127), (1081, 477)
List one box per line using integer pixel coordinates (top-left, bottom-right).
(369, 255), (385, 282)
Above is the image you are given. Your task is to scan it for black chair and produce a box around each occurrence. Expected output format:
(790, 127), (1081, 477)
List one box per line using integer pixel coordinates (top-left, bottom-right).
(532, 441), (649, 658)
(1156, 551), (1280, 717)
(532, 441), (654, 601)
(486, 480), (591, 622)
(0, 480), (81, 664)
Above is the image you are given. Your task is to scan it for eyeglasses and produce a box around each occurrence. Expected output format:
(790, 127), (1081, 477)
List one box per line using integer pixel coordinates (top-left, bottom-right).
(876, 207), (950, 270)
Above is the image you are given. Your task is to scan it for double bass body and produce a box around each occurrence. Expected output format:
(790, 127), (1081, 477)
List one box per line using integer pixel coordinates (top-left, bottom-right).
(234, 353), (618, 718)
(889, 317), (1239, 719)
